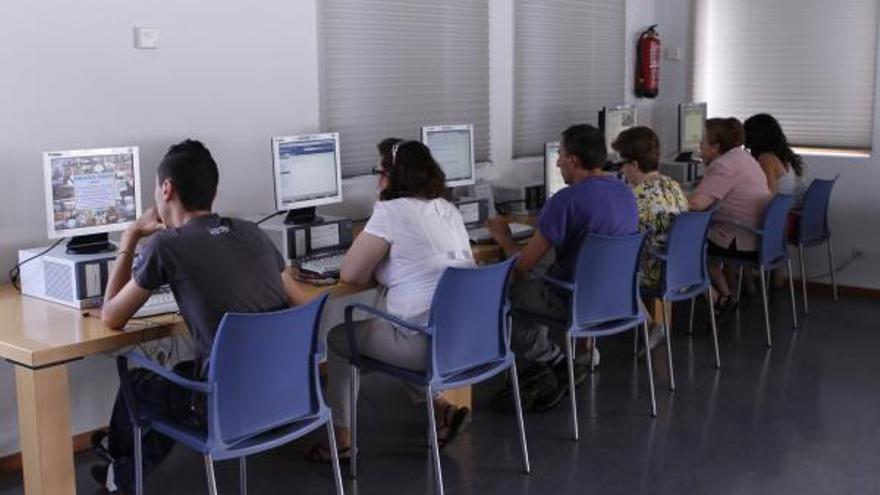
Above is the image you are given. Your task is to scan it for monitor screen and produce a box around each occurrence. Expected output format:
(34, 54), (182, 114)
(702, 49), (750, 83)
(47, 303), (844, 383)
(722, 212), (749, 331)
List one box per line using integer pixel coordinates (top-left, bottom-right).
(421, 124), (475, 187)
(602, 106), (637, 162)
(43, 147), (142, 239)
(679, 102), (707, 154)
(544, 141), (566, 198)
(457, 201), (481, 225)
(271, 133), (343, 211)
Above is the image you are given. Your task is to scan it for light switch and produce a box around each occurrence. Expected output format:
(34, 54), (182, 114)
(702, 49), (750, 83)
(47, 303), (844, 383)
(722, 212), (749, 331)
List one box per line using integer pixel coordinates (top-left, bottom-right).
(664, 46), (682, 61)
(134, 27), (160, 49)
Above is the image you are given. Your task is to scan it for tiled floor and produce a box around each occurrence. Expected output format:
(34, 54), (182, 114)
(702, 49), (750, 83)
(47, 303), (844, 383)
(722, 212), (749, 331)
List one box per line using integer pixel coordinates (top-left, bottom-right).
(2, 289), (878, 494)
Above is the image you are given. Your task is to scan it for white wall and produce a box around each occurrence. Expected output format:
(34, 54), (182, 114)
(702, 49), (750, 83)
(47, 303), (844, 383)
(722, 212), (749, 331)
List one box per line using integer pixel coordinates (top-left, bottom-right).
(0, 0), (321, 457)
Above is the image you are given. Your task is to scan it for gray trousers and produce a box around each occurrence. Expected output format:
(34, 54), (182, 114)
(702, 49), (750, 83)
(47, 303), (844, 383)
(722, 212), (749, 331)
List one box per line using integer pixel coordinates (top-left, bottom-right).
(326, 318), (439, 428)
(510, 277), (570, 366)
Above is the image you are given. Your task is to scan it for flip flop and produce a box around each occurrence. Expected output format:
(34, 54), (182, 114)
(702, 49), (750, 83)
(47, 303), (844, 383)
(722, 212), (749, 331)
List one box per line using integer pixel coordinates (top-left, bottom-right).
(305, 442), (351, 464)
(437, 405), (472, 452)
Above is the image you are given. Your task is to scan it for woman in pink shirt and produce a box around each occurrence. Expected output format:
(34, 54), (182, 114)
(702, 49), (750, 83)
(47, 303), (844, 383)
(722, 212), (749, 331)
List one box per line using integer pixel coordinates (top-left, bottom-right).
(689, 118), (772, 314)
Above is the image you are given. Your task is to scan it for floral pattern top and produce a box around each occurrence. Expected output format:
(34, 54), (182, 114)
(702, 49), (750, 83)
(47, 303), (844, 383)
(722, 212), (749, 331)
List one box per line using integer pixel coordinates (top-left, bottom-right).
(633, 174), (689, 288)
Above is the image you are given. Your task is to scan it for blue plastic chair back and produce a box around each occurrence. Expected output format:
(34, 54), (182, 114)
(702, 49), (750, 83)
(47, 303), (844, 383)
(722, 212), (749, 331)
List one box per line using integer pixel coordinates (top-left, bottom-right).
(798, 176), (837, 246)
(206, 295), (328, 446)
(572, 233), (646, 327)
(428, 257), (517, 379)
(662, 210), (714, 297)
(759, 194), (795, 267)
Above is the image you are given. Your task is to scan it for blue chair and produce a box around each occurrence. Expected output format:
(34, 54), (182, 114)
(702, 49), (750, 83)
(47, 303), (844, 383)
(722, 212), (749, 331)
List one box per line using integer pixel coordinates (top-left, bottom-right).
(790, 176), (839, 314)
(711, 194), (798, 348)
(516, 233), (657, 440)
(642, 210), (721, 392)
(117, 295), (344, 495)
(344, 258), (527, 495)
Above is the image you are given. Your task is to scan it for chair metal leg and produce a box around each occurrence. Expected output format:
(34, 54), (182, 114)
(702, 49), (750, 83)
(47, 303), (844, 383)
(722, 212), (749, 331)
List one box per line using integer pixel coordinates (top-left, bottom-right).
(736, 266), (744, 301)
(564, 336), (579, 440)
(641, 322), (657, 417)
(759, 269), (773, 348)
(661, 299), (675, 391)
(707, 286), (721, 369)
(828, 240), (838, 301)
(799, 244), (809, 315)
(204, 455), (218, 495)
(688, 299), (695, 335)
(349, 366), (359, 478)
(326, 421), (345, 495)
(633, 323), (639, 358)
(589, 337), (596, 374)
(509, 364), (531, 474)
(133, 426), (144, 495)
(787, 259), (798, 329)
(425, 388), (445, 495)
(239, 457), (247, 495)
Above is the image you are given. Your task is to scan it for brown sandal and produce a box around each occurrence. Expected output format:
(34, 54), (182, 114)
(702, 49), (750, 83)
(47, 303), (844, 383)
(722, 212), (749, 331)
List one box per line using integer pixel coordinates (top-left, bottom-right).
(305, 442), (351, 464)
(436, 405), (472, 452)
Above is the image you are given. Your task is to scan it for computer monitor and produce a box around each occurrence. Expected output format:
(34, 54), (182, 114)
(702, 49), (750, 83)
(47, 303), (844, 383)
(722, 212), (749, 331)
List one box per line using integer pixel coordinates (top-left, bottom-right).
(421, 124), (476, 187)
(600, 105), (637, 163)
(271, 132), (343, 225)
(678, 102), (707, 159)
(544, 141), (566, 199)
(43, 146), (142, 254)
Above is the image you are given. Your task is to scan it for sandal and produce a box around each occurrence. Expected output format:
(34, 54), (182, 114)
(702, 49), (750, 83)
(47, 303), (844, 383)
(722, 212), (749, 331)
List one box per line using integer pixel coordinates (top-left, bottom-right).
(713, 294), (737, 321)
(305, 441), (351, 464)
(436, 405), (472, 452)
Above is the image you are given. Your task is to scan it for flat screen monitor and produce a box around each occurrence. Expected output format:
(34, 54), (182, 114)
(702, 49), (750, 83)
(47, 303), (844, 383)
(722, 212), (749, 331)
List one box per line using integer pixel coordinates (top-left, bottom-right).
(43, 146), (142, 253)
(679, 102), (707, 155)
(600, 105), (637, 162)
(544, 141), (566, 198)
(271, 132), (343, 224)
(421, 124), (475, 187)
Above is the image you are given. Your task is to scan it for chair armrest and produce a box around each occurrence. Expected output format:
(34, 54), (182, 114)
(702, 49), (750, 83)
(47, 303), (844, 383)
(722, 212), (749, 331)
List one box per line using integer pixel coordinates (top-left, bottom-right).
(711, 219), (762, 235)
(528, 269), (574, 292)
(120, 353), (214, 394)
(344, 303), (433, 336)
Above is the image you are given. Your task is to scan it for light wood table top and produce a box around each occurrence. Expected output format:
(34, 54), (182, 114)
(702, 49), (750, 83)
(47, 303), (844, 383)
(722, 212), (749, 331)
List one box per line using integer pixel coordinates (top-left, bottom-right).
(0, 285), (185, 369)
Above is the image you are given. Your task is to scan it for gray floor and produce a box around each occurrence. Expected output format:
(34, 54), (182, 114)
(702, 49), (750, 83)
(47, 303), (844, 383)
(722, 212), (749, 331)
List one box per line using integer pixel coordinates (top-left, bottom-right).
(2, 289), (879, 495)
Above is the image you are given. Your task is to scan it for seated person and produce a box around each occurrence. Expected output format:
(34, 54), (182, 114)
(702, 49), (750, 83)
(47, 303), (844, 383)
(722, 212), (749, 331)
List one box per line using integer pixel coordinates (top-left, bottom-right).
(309, 139), (475, 462)
(486, 124), (638, 411)
(689, 118), (772, 314)
(613, 126), (688, 353)
(744, 113), (806, 200)
(95, 140), (307, 494)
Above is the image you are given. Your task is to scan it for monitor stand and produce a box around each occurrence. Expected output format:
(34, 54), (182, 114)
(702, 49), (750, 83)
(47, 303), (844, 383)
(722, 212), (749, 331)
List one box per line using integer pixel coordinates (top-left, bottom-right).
(66, 233), (115, 255)
(675, 151), (695, 163)
(283, 207), (324, 225)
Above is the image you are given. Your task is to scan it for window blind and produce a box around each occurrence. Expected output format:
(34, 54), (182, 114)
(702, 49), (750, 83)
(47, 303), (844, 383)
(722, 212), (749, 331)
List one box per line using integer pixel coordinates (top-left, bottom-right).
(319, 0), (490, 177)
(694, 0), (878, 149)
(513, 0), (626, 158)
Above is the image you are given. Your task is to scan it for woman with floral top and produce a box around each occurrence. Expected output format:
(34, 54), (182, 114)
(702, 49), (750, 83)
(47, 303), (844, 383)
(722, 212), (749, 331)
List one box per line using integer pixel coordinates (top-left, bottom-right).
(613, 126), (688, 353)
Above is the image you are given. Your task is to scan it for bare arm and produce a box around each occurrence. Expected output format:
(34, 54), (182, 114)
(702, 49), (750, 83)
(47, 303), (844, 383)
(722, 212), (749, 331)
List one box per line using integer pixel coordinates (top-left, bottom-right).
(281, 271), (310, 306)
(688, 193), (715, 211)
(340, 232), (390, 286)
(486, 217), (553, 274)
(102, 207), (163, 329)
(758, 153), (783, 193)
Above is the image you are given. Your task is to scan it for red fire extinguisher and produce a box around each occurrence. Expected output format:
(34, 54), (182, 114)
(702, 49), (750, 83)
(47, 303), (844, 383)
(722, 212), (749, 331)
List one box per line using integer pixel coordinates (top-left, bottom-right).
(636, 25), (661, 98)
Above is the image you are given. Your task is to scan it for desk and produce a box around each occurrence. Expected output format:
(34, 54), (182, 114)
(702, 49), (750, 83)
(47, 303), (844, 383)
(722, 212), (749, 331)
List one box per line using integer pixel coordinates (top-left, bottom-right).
(0, 284), (185, 495)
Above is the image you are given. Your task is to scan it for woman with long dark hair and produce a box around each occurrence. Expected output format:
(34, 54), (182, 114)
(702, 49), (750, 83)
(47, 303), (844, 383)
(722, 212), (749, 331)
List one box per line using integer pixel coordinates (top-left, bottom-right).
(744, 113), (806, 199)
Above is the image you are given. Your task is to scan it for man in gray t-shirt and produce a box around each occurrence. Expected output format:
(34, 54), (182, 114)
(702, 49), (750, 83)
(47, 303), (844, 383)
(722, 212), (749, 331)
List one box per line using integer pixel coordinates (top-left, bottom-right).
(95, 140), (307, 494)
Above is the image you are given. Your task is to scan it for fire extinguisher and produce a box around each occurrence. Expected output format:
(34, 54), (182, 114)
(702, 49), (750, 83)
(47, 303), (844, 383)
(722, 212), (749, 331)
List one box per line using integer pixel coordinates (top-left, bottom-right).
(636, 25), (661, 98)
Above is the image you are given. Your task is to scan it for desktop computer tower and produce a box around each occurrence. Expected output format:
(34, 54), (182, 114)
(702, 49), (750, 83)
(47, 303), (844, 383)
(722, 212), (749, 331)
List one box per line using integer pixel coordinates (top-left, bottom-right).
(257, 215), (353, 264)
(18, 245), (115, 309)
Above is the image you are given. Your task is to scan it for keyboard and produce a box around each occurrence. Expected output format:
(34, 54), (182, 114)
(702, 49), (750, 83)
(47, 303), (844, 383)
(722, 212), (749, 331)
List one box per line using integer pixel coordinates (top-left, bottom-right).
(133, 286), (179, 318)
(468, 222), (534, 244)
(298, 251), (345, 277)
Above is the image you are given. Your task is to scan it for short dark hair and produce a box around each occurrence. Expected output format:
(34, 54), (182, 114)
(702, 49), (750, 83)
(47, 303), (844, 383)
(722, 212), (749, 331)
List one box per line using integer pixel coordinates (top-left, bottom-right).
(157, 139), (219, 211)
(377, 137), (404, 171)
(612, 126), (660, 173)
(561, 124), (607, 170)
(379, 141), (447, 201)
(705, 117), (745, 154)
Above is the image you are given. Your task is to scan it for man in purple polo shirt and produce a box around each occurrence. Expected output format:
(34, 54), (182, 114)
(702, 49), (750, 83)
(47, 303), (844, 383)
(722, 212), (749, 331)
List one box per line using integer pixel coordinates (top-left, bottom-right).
(487, 124), (638, 411)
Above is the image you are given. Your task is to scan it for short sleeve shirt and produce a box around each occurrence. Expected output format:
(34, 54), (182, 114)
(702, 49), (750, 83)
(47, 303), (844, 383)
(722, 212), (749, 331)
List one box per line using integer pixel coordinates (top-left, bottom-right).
(695, 147), (772, 251)
(364, 197), (475, 326)
(133, 214), (289, 362)
(538, 175), (639, 281)
(633, 174), (689, 287)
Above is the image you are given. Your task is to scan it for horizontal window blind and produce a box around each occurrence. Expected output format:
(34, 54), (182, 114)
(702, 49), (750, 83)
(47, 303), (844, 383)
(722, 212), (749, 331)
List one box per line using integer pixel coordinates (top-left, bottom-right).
(694, 0), (878, 149)
(319, 0), (490, 177)
(514, 0), (626, 158)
